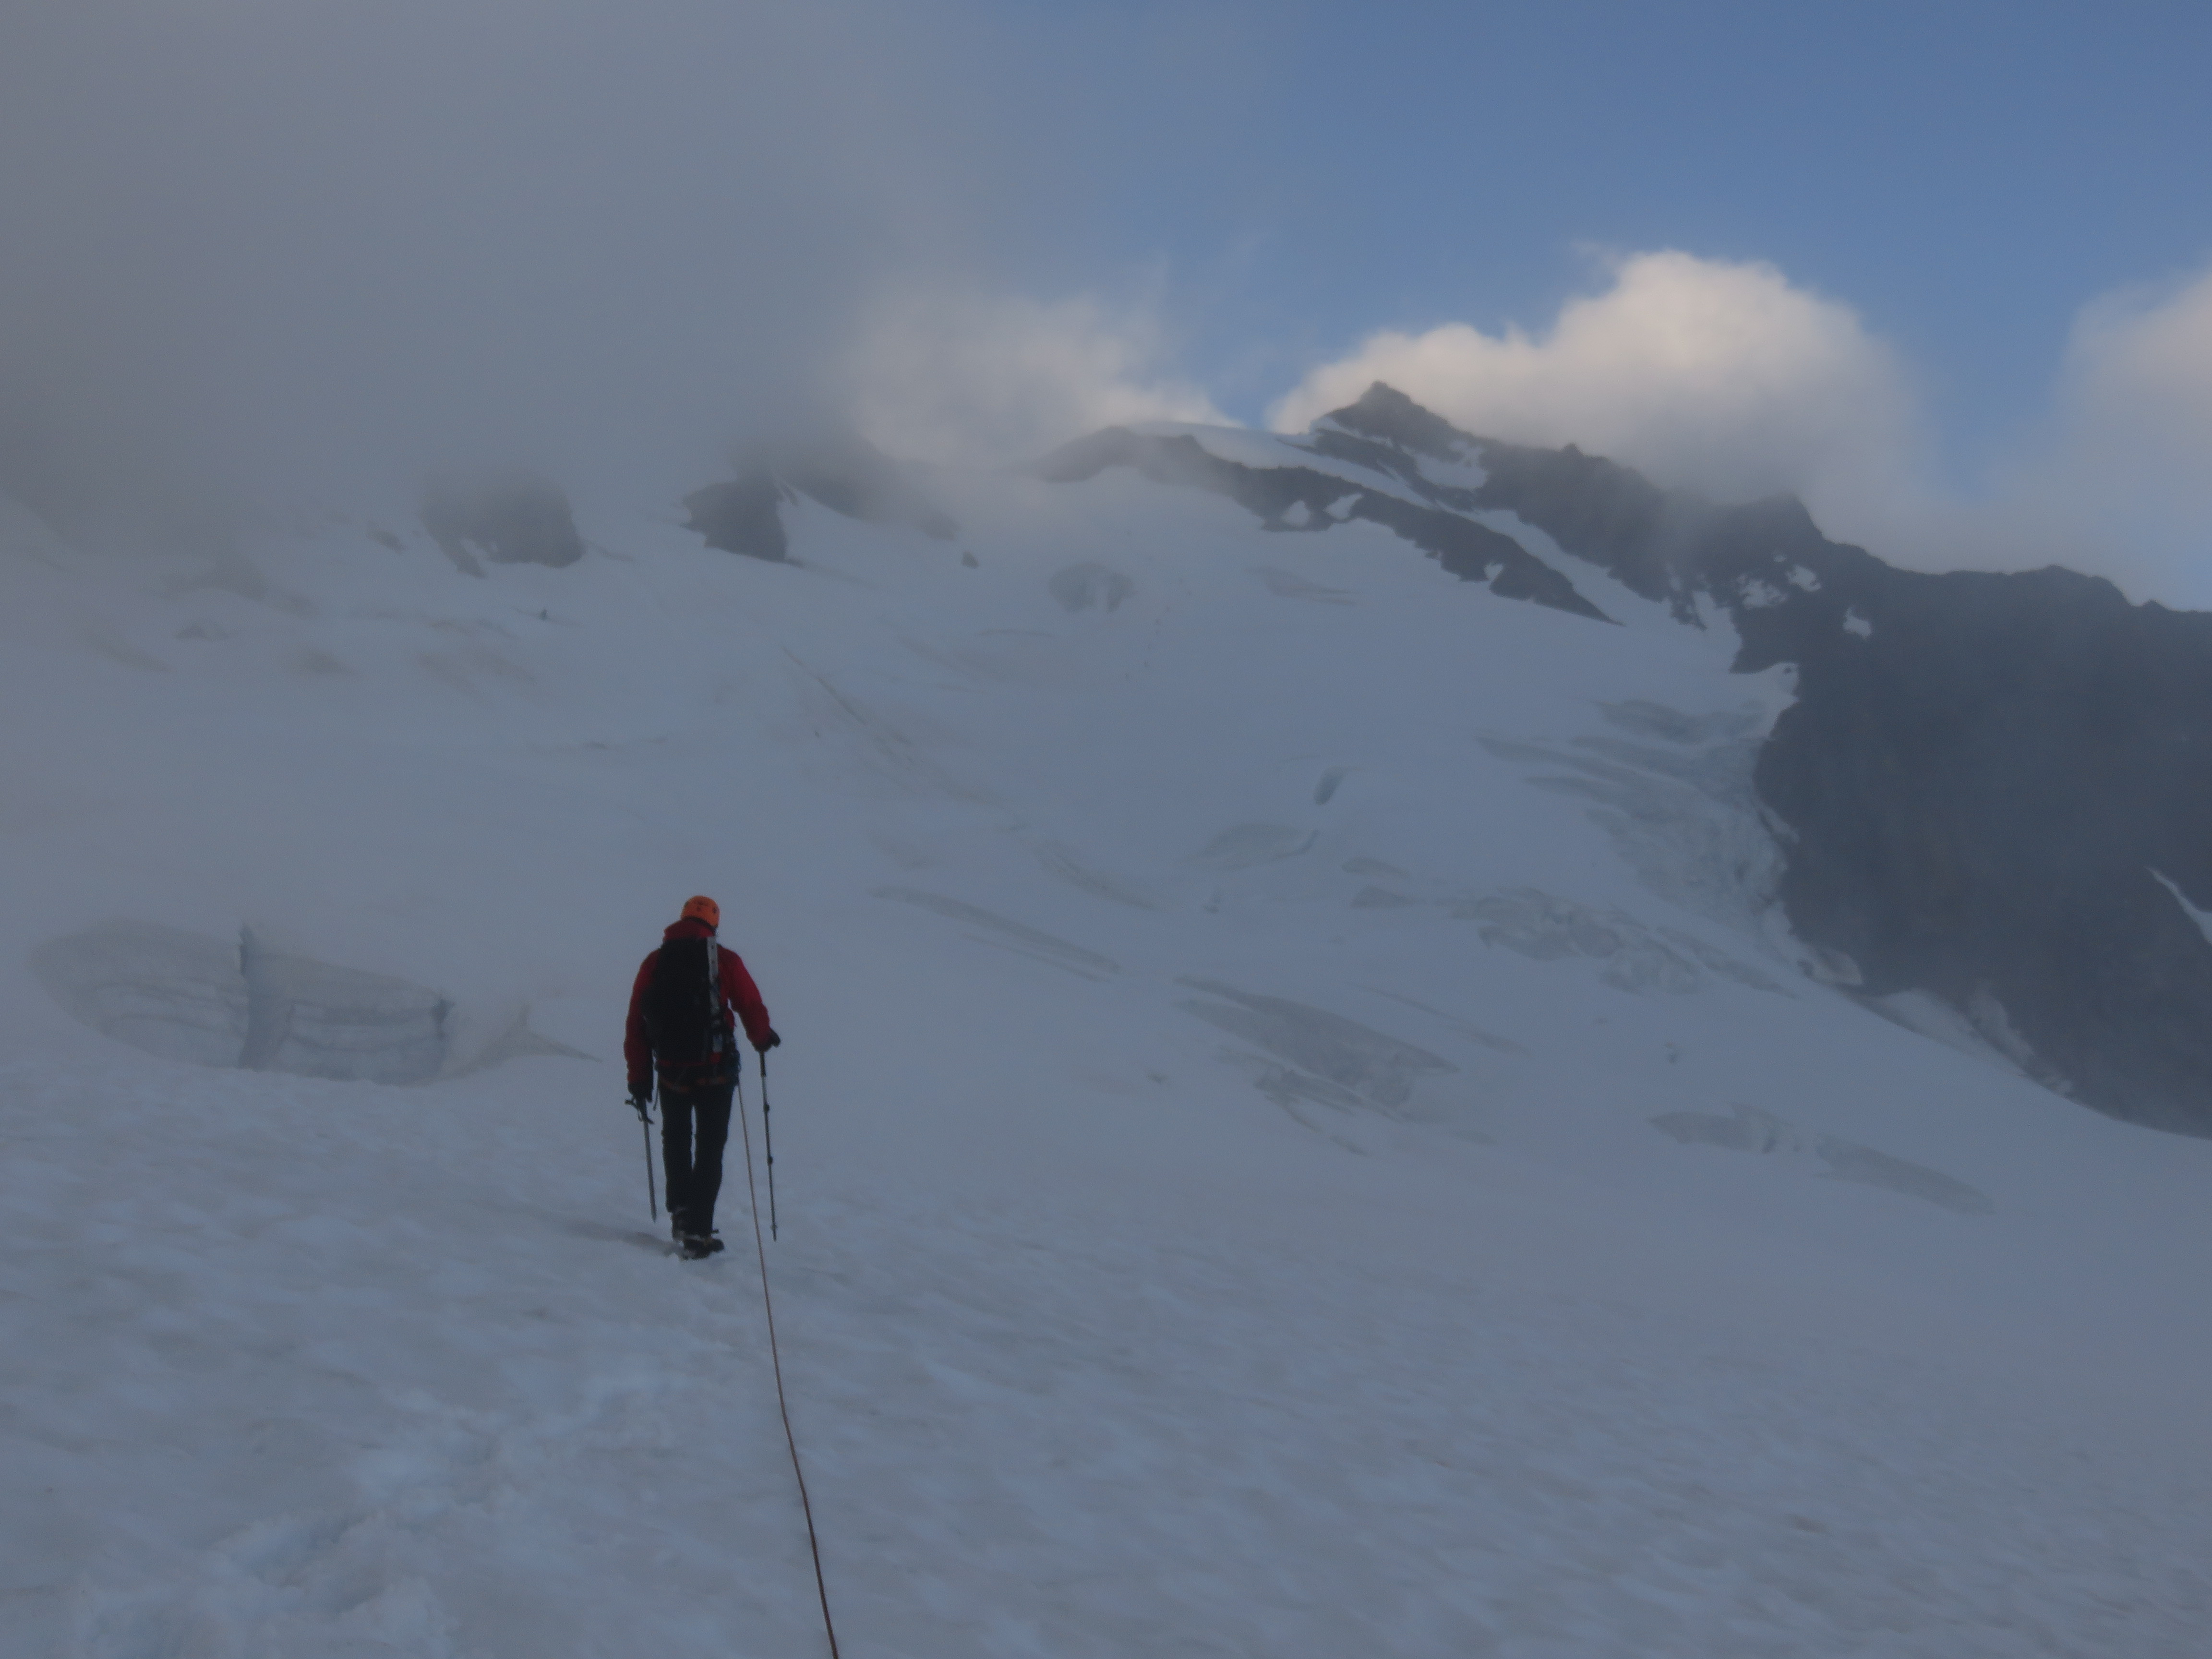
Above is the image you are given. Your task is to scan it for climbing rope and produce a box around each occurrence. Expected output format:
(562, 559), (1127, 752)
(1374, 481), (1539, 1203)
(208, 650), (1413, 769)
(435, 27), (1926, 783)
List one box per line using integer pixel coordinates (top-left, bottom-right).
(734, 1067), (843, 1659)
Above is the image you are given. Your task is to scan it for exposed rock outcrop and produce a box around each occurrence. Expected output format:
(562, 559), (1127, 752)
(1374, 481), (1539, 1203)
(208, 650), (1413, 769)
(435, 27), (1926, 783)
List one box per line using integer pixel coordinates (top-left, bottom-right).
(684, 427), (956, 563)
(1327, 382), (2212, 1136)
(421, 469), (585, 575)
(683, 473), (790, 563)
(1034, 425), (1609, 622)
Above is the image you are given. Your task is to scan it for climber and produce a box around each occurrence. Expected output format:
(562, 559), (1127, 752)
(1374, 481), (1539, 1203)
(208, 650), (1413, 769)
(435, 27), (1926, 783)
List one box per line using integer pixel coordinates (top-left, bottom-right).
(625, 896), (779, 1258)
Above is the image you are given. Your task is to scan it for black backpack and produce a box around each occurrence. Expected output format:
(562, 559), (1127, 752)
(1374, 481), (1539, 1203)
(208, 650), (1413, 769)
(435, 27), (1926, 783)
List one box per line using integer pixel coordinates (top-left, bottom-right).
(644, 936), (727, 1069)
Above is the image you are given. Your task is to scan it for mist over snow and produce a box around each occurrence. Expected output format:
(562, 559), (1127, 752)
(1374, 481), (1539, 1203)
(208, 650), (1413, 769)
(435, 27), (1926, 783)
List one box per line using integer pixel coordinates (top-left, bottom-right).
(845, 289), (1226, 468)
(0, 0), (1031, 527)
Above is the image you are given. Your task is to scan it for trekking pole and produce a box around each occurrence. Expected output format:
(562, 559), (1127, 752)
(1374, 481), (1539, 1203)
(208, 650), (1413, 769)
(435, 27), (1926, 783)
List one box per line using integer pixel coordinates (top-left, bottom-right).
(635, 1099), (659, 1221)
(761, 1049), (779, 1241)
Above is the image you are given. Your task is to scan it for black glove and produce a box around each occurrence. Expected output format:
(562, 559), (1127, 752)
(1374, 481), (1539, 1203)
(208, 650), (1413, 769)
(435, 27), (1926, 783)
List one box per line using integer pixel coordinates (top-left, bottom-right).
(629, 1087), (653, 1123)
(756, 1029), (781, 1053)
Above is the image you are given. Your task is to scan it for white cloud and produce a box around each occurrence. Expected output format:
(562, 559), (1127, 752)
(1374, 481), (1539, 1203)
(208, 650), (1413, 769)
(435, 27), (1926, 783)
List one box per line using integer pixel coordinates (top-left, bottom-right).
(847, 291), (1226, 467)
(2063, 267), (2212, 466)
(843, 252), (2212, 598)
(2051, 266), (2212, 535)
(1268, 251), (1925, 542)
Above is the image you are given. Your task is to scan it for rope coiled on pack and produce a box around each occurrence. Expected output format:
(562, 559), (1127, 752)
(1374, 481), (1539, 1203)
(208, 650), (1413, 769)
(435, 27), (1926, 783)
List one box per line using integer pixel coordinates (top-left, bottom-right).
(735, 1064), (843, 1659)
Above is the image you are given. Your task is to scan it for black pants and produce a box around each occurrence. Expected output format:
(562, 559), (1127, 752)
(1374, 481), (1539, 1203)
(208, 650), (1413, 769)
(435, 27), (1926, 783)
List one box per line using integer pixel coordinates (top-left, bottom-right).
(659, 1075), (734, 1234)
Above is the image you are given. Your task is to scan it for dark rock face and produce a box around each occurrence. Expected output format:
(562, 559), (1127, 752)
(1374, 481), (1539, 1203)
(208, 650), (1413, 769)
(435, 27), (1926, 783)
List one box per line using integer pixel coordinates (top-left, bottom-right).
(684, 473), (790, 562)
(779, 428), (958, 540)
(1325, 383), (2212, 1136)
(1749, 572), (2212, 1132)
(421, 469), (586, 576)
(1029, 383), (2212, 1132)
(684, 428), (956, 564)
(1033, 426), (1609, 621)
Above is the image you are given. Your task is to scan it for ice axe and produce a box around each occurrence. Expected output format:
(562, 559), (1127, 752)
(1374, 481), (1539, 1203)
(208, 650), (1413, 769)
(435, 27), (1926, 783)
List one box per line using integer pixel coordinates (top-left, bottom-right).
(631, 1094), (658, 1220)
(761, 1050), (778, 1241)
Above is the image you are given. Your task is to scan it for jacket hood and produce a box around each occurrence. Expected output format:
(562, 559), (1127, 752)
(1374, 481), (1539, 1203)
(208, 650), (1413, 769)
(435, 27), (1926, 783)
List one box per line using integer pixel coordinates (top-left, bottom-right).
(662, 916), (717, 943)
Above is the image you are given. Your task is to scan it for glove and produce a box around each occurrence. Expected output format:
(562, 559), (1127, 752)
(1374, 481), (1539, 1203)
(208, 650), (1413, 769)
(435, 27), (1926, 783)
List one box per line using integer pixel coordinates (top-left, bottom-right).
(628, 1085), (653, 1123)
(756, 1029), (781, 1053)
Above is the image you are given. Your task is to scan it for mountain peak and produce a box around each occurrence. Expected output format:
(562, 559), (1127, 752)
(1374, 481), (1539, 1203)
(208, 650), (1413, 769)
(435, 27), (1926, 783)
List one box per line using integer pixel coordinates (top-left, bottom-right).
(1021, 391), (2212, 1136)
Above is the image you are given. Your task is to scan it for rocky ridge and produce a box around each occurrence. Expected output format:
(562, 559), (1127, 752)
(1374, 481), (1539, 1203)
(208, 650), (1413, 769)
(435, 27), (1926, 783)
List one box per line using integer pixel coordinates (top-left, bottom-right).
(1047, 384), (2212, 1137)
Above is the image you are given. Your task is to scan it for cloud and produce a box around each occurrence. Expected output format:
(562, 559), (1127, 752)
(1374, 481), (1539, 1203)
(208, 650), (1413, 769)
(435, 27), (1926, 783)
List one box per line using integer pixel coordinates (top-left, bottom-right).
(2047, 265), (2212, 554)
(846, 290), (1226, 467)
(2063, 267), (2212, 467)
(1261, 249), (2212, 597)
(0, 0), (1007, 536)
(1268, 251), (1926, 544)
(7, 0), (2199, 608)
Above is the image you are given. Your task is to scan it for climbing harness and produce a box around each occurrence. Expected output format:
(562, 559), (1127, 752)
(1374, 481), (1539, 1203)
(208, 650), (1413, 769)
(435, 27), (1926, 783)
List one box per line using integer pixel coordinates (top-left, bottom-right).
(735, 1064), (842, 1658)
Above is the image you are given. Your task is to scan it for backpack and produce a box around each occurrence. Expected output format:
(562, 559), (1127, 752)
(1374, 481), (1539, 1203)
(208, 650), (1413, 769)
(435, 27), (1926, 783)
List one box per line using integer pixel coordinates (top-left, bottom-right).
(644, 936), (727, 1070)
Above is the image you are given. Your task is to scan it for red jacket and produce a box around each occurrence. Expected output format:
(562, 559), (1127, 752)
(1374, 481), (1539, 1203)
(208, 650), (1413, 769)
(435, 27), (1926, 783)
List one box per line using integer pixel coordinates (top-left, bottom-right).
(625, 917), (773, 1094)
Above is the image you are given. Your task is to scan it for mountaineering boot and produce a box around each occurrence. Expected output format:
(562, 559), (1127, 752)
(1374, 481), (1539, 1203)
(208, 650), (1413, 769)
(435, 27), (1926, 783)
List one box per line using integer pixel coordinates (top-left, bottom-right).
(679, 1230), (724, 1260)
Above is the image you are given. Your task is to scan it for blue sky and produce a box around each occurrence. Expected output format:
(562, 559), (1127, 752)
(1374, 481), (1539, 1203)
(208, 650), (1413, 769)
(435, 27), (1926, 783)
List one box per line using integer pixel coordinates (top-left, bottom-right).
(974, 1), (2212, 478)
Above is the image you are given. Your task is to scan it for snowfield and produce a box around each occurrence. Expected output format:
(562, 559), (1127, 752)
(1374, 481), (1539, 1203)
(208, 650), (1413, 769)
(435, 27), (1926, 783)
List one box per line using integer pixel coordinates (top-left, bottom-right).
(3, 445), (2210, 1657)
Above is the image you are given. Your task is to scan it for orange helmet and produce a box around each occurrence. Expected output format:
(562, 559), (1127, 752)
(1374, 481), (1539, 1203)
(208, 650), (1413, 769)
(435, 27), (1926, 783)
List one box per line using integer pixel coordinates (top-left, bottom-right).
(680, 894), (721, 929)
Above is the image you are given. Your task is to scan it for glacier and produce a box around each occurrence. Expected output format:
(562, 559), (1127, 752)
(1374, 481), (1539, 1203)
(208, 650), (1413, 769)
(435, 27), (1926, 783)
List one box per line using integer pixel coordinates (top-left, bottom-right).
(2, 400), (2209, 1656)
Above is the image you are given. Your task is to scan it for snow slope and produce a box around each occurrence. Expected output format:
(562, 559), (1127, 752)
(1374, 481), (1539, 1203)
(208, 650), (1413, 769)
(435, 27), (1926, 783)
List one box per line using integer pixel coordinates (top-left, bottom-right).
(4, 448), (2210, 1657)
